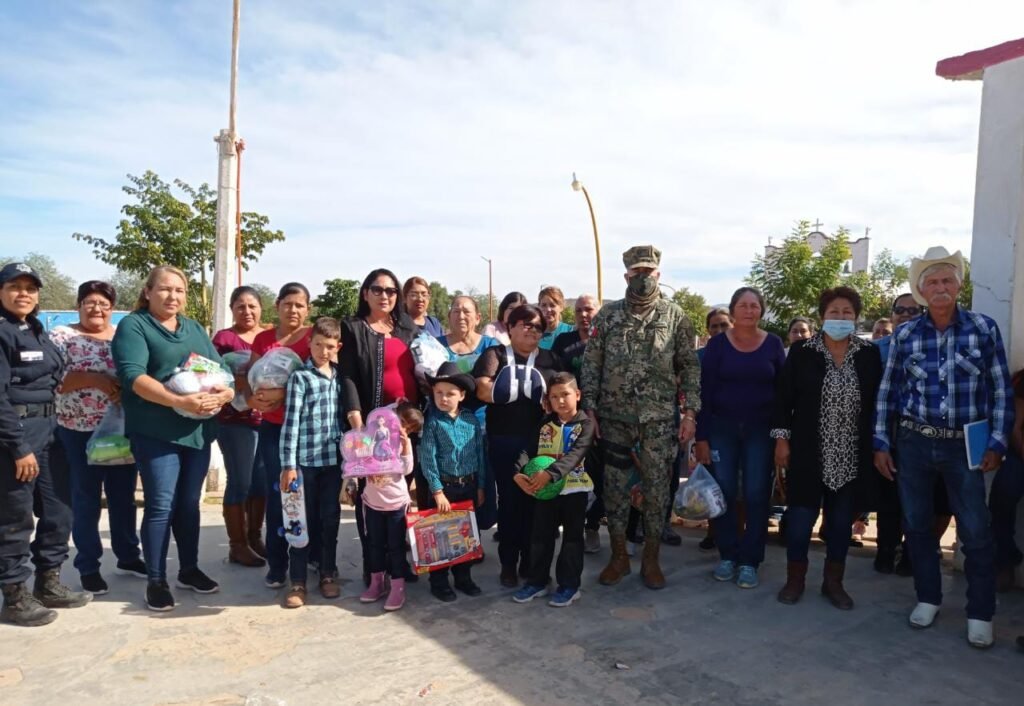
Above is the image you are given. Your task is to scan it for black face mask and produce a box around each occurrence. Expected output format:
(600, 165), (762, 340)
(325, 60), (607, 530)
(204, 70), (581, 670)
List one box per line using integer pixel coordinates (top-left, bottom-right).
(627, 273), (658, 298)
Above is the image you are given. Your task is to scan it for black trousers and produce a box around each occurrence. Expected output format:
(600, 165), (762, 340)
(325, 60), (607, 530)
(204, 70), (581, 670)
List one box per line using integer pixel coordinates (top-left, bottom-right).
(425, 479), (476, 588)
(528, 492), (587, 590)
(365, 505), (409, 578)
(0, 416), (72, 585)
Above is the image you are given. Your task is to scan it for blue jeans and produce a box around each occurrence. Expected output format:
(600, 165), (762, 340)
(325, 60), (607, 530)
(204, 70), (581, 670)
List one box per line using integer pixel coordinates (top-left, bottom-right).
(990, 451), (1024, 570)
(896, 427), (996, 620)
(129, 434), (211, 582)
(287, 465), (341, 582)
(259, 422), (290, 581)
(784, 482), (856, 563)
(56, 426), (140, 576)
(217, 423), (266, 505)
(707, 416), (773, 567)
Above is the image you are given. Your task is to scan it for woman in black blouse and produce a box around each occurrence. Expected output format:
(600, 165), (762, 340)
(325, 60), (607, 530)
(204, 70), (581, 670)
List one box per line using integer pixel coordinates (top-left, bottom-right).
(771, 287), (882, 610)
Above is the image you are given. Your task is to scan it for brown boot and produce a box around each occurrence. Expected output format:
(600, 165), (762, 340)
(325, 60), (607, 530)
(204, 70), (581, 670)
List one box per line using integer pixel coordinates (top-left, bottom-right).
(777, 560), (808, 604)
(640, 539), (666, 590)
(224, 504), (266, 567)
(246, 497), (267, 558)
(598, 535), (632, 586)
(821, 560), (854, 610)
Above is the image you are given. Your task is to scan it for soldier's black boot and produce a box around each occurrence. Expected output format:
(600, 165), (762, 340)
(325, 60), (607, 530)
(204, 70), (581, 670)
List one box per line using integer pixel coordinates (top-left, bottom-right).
(33, 568), (92, 609)
(1, 582), (58, 626)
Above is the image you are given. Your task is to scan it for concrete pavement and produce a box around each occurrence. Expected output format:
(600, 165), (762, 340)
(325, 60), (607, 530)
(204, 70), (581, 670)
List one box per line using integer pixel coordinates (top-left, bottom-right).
(1, 506), (1021, 705)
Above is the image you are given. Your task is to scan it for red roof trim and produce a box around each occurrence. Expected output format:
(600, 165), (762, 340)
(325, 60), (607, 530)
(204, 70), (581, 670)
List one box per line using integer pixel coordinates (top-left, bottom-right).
(937, 37), (1024, 81)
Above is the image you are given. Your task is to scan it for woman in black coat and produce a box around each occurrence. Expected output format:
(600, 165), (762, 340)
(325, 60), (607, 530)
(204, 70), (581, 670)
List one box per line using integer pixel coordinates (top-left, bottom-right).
(339, 268), (419, 585)
(771, 287), (882, 610)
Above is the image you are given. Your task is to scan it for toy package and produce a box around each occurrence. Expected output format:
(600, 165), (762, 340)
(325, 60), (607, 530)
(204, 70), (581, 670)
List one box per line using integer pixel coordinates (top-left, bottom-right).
(220, 351), (252, 411)
(341, 407), (405, 478)
(410, 332), (449, 381)
(86, 405), (134, 466)
(247, 347), (303, 391)
(163, 353), (234, 419)
(673, 464), (727, 520)
(516, 455), (566, 500)
(406, 500), (483, 574)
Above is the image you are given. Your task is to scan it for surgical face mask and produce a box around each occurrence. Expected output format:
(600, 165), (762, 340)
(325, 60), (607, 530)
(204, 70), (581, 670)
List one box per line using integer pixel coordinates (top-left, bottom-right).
(822, 319), (855, 341)
(627, 273), (658, 298)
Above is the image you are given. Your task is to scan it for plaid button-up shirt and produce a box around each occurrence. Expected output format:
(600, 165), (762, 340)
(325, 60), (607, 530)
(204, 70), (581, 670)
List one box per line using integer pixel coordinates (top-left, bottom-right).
(873, 307), (1014, 454)
(419, 406), (486, 493)
(280, 360), (342, 470)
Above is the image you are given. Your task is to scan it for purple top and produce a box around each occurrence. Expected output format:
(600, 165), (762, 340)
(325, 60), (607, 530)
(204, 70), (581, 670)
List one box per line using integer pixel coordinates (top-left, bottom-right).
(696, 331), (785, 440)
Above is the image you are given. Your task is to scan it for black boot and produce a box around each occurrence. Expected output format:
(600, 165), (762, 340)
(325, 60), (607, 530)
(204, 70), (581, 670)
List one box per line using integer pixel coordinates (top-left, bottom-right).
(33, 568), (92, 609)
(1, 582), (57, 626)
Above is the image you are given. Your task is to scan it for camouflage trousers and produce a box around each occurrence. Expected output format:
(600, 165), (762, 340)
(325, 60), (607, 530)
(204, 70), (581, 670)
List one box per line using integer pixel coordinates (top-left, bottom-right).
(600, 417), (678, 542)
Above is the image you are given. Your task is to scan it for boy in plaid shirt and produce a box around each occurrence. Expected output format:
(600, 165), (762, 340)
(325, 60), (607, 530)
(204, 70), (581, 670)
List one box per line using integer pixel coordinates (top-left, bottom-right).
(279, 317), (343, 608)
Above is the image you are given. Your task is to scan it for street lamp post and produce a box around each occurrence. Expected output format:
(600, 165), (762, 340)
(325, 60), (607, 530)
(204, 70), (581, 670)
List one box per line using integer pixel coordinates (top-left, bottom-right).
(571, 173), (602, 305)
(480, 255), (494, 322)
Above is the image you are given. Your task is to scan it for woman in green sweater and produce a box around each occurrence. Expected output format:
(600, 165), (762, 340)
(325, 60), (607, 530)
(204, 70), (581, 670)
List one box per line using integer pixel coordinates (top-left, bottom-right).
(111, 265), (234, 612)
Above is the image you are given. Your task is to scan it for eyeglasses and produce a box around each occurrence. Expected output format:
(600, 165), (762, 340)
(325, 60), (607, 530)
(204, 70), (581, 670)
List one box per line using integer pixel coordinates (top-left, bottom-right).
(406, 291), (429, 300)
(517, 321), (542, 332)
(893, 306), (922, 316)
(81, 301), (112, 311)
(369, 285), (399, 297)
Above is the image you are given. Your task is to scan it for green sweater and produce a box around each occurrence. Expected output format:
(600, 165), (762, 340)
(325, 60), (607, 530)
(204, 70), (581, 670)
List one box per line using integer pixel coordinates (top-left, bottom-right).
(112, 310), (222, 449)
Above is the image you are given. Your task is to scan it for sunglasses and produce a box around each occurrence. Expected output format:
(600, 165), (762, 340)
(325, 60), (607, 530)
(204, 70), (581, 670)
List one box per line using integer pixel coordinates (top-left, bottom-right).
(516, 321), (543, 332)
(369, 285), (399, 297)
(893, 306), (922, 316)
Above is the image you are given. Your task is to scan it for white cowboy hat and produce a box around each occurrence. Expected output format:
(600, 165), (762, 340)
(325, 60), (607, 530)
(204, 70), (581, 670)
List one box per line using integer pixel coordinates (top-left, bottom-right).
(908, 246), (964, 306)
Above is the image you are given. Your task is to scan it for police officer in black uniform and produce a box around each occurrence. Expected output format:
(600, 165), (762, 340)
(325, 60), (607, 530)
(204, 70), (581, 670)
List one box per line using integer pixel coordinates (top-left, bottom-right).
(0, 262), (91, 626)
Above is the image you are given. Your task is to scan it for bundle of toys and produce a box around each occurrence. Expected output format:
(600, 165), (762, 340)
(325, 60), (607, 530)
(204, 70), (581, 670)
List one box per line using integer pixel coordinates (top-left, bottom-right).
(673, 464), (727, 520)
(247, 348), (303, 391)
(406, 500), (483, 574)
(85, 405), (134, 466)
(163, 353), (234, 419)
(341, 407), (404, 478)
(220, 351), (252, 411)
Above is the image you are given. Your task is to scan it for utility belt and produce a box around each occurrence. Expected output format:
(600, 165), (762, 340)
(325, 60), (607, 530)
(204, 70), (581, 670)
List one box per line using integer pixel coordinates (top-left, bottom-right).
(12, 403), (55, 419)
(439, 474), (476, 488)
(899, 418), (965, 440)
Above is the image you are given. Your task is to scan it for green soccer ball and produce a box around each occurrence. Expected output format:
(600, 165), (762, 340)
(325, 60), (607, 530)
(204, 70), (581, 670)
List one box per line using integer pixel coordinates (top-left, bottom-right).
(522, 456), (566, 501)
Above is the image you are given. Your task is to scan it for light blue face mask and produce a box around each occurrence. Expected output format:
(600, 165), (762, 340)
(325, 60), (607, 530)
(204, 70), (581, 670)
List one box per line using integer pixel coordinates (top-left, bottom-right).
(822, 319), (856, 341)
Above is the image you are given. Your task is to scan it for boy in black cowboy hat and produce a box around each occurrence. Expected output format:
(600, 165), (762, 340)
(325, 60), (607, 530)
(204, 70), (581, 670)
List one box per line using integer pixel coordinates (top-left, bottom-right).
(419, 362), (487, 601)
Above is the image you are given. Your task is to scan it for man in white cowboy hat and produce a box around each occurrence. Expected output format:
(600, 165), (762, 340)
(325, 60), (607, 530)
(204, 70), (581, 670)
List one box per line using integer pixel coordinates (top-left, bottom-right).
(874, 246), (1013, 649)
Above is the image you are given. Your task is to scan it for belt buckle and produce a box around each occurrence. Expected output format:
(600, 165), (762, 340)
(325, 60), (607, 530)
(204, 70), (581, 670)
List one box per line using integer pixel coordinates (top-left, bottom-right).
(919, 425), (937, 439)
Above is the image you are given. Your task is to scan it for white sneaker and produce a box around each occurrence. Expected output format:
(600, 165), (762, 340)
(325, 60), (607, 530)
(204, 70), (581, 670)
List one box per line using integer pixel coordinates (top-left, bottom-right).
(967, 619), (994, 649)
(909, 602), (940, 628)
(584, 529), (601, 554)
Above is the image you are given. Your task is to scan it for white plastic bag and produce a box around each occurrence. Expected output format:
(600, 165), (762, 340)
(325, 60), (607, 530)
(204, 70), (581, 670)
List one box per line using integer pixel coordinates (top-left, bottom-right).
(86, 405), (134, 466)
(410, 332), (449, 379)
(164, 353), (234, 419)
(221, 351), (253, 411)
(673, 464), (726, 520)
(247, 348), (303, 391)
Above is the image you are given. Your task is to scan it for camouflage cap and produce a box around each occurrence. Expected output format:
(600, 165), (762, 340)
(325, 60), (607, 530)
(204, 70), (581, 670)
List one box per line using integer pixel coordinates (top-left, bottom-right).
(622, 245), (661, 270)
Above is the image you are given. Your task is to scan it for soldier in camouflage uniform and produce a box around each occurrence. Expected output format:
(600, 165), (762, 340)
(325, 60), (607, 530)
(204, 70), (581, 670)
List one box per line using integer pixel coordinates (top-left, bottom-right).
(580, 245), (700, 589)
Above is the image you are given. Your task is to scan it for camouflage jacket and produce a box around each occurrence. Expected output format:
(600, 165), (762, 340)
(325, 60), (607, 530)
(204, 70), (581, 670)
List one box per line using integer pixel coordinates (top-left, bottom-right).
(580, 297), (701, 424)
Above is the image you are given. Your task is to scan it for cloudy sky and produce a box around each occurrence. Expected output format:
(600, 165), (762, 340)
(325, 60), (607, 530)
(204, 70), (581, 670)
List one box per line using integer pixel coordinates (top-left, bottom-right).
(1, 1), (1021, 305)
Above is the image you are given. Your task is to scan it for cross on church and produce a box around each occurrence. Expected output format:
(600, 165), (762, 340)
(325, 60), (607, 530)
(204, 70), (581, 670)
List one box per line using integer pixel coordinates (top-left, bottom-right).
(811, 219), (824, 231)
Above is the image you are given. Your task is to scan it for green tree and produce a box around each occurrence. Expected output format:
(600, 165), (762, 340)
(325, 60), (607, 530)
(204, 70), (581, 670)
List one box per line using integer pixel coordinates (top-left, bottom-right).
(747, 220), (851, 336)
(844, 249), (912, 323)
(108, 270), (148, 310)
(428, 281), (453, 320)
(312, 279), (360, 321)
(959, 259), (974, 309)
(670, 287), (710, 338)
(72, 171), (285, 327)
(0, 253), (78, 310)
(250, 283), (278, 324)
(561, 304), (575, 326)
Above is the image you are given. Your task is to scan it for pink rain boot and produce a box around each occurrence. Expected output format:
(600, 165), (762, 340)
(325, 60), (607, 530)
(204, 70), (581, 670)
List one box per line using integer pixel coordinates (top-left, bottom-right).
(384, 578), (406, 612)
(360, 572), (386, 603)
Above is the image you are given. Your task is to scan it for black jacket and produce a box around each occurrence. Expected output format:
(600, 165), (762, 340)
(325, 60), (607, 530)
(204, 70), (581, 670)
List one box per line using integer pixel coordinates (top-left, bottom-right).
(0, 307), (63, 457)
(772, 335), (882, 509)
(339, 313), (418, 425)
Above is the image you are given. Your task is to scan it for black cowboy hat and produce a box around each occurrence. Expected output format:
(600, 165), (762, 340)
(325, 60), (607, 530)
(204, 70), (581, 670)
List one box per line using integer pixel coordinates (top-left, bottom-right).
(426, 361), (476, 394)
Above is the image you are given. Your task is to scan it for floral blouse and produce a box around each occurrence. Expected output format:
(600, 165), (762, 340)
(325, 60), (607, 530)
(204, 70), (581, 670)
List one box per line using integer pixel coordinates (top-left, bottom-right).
(810, 333), (864, 491)
(50, 325), (118, 432)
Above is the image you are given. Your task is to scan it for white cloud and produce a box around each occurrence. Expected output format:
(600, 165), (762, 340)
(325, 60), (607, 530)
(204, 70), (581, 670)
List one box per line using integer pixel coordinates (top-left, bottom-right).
(1, 0), (1021, 306)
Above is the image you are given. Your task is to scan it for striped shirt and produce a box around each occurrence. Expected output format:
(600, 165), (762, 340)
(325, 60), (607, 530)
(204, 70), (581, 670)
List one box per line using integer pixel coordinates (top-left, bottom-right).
(419, 406), (486, 493)
(873, 308), (1013, 454)
(280, 359), (342, 470)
